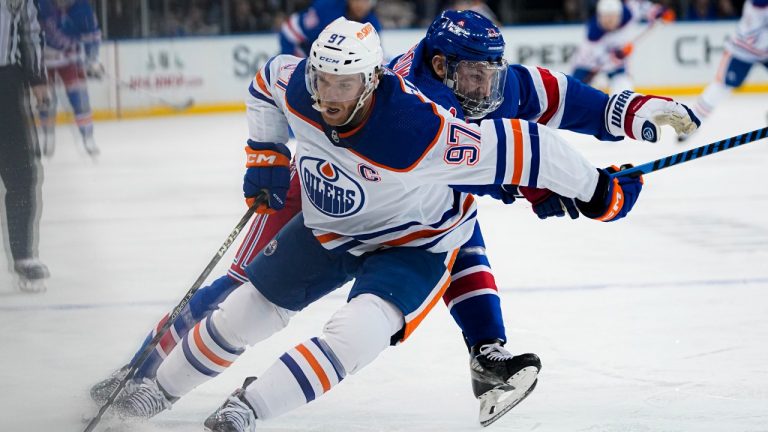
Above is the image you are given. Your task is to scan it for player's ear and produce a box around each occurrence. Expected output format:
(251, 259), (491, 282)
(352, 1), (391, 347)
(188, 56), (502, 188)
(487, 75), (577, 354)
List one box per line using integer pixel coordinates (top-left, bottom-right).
(431, 55), (446, 79)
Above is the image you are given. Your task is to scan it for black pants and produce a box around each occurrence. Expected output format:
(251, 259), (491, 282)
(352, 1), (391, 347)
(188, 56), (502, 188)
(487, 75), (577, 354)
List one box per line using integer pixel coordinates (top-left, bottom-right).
(0, 66), (42, 261)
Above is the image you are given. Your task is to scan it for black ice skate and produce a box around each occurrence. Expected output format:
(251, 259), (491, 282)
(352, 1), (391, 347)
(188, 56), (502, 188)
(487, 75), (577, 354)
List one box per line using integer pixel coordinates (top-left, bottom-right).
(89, 365), (130, 404)
(113, 378), (174, 419)
(470, 340), (541, 427)
(14, 258), (50, 293)
(204, 377), (258, 432)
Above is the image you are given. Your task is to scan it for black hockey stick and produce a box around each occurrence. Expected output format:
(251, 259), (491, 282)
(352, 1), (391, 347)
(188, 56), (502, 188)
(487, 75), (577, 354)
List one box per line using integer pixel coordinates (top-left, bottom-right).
(83, 196), (264, 432)
(612, 126), (768, 179)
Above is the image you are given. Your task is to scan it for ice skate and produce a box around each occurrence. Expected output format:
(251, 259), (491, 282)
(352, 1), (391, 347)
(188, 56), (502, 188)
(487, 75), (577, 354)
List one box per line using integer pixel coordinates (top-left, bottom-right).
(14, 258), (49, 293)
(42, 126), (55, 157)
(82, 133), (100, 157)
(204, 378), (258, 432)
(470, 340), (541, 427)
(113, 378), (174, 419)
(90, 365), (130, 404)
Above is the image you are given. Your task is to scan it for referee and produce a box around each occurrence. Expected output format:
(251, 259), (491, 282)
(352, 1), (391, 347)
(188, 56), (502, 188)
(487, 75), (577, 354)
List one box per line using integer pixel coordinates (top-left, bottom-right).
(1, 0), (49, 292)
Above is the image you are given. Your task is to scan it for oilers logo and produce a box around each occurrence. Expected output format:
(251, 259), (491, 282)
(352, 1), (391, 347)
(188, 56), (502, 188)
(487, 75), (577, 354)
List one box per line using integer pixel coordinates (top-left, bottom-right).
(299, 156), (365, 217)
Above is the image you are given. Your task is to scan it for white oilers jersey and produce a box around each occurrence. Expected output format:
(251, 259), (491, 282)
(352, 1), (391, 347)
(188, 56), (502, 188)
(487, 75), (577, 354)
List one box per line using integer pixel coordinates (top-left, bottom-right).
(246, 55), (599, 255)
(728, 0), (768, 63)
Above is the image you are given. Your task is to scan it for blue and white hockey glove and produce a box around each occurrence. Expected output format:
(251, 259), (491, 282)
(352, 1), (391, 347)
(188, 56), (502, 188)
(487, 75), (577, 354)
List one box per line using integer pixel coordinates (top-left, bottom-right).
(606, 90), (701, 142)
(576, 165), (643, 222)
(244, 140), (291, 214)
(519, 186), (579, 219)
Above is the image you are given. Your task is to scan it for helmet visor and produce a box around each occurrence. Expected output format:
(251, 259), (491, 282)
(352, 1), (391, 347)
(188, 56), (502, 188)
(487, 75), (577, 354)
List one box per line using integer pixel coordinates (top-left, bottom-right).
(309, 67), (367, 103)
(450, 59), (508, 119)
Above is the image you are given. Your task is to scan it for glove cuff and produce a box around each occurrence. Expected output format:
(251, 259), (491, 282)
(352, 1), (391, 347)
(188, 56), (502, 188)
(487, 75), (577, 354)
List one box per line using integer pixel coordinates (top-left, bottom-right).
(575, 169), (611, 219)
(245, 140), (291, 167)
(605, 90), (642, 138)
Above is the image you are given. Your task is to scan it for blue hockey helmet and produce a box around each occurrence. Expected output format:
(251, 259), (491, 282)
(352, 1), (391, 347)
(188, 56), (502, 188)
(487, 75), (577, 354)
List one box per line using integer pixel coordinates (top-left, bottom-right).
(424, 10), (507, 119)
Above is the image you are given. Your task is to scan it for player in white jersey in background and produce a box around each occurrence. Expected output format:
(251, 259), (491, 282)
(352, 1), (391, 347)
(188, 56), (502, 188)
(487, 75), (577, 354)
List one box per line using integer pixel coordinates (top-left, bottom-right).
(571, 0), (675, 94)
(108, 18), (696, 432)
(681, 0), (768, 141)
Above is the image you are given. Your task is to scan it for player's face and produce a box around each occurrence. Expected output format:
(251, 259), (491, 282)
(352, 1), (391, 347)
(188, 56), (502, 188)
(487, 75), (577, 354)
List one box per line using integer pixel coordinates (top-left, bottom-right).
(599, 13), (621, 31)
(347, 0), (374, 20)
(314, 71), (366, 126)
(456, 62), (497, 101)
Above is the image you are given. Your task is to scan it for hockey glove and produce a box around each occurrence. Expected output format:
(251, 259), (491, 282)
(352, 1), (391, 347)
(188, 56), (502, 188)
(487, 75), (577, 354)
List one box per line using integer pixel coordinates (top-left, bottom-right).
(519, 186), (579, 220)
(605, 90), (701, 142)
(244, 140), (291, 214)
(609, 43), (633, 61)
(576, 165), (643, 222)
(450, 184), (518, 204)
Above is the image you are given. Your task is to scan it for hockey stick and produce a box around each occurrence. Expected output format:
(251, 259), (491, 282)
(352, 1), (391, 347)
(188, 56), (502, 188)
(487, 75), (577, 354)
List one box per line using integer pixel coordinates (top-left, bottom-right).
(102, 71), (194, 111)
(611, 126), (768, 178)
(83, 196), (264, 432)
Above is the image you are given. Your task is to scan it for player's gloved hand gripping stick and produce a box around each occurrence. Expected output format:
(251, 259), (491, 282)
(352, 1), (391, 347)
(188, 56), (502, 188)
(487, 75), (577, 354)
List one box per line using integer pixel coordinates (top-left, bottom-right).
(83, 193), (268, 432)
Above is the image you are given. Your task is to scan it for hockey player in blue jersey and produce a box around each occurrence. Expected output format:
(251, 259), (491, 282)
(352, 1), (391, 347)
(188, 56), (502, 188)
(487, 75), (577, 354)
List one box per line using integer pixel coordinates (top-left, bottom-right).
(388, 9), (700, 422)
(280, 0), (381, 57)
(37, 0), (102, 157)
(105, 18), (695, 431)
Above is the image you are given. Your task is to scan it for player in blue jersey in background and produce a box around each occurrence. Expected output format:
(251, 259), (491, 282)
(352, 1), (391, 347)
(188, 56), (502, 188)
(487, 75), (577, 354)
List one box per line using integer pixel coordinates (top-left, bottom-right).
(280, 0), (381, 57)
(37, 0), (102, 157)
(570, 0), (675, 94)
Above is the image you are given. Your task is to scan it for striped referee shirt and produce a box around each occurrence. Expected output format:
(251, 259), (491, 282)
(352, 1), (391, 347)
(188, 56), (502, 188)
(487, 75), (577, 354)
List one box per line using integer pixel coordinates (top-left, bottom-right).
(0, 0), (45, 84)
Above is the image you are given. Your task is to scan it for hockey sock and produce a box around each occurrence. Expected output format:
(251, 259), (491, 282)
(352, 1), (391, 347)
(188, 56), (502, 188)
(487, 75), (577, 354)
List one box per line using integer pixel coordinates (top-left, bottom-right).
(443, 247), (505, 347)
(243, 294), (402, 419)
(156, 283), (293, 398)
(243, 337), (346, 419)
(130, 275), (241, 379)
(157, 315), (244, 397)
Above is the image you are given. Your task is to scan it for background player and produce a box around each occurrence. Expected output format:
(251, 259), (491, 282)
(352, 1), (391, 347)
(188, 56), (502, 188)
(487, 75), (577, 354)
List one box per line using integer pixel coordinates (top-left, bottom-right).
(37, 0), (102, 157)
(571, 0), (675, 94)
(682, 0), (768, 141)
(280, 0), (380, 57)
(109, 18), (645, 432)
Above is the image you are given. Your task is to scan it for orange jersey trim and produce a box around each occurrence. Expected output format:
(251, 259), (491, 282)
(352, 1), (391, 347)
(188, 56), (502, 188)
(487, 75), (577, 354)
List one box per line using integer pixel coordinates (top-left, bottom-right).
(510, 119), (524, 185)
(383, 194), (475, 247)
(402, 249), (459, 340)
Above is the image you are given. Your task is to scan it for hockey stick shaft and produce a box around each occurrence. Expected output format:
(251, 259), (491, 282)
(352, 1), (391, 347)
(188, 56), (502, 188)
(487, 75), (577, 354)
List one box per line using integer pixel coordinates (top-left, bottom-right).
(83, 198), (263, 432)
(612, 126), (768, 178)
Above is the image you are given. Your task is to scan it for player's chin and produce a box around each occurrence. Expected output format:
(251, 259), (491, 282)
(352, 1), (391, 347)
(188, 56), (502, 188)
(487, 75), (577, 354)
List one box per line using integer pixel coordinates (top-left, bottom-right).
(321, 107), (348, 126)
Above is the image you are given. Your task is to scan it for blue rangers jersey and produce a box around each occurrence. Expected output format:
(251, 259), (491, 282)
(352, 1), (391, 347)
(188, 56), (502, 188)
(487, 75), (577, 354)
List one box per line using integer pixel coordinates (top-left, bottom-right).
(389, 39), (621, 141)
(38, 0), (100, 67)
(280, 0), (381, 57)
(246, 55), (602, 255)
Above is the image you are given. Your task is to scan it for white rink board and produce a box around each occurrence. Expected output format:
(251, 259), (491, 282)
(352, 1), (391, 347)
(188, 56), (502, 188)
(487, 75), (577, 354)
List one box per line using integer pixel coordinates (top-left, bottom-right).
(87, 21), (768, 115)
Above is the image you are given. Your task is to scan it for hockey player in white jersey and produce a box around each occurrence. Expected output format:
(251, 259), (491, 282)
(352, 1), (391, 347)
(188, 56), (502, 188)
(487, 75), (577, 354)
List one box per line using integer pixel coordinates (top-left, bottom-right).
(571, 0), (675, 93)
(681, 0), (768, 141)
(109, 18), (692, 431)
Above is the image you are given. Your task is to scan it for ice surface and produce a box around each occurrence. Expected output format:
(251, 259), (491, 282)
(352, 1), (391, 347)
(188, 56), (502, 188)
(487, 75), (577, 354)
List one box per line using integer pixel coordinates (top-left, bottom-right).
(1, 95), (767, 431)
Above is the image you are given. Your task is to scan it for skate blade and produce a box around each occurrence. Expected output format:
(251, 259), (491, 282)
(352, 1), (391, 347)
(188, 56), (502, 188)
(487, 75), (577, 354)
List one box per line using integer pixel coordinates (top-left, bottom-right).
(478, 366), (539, 427)
(18, 279), (46, 293)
